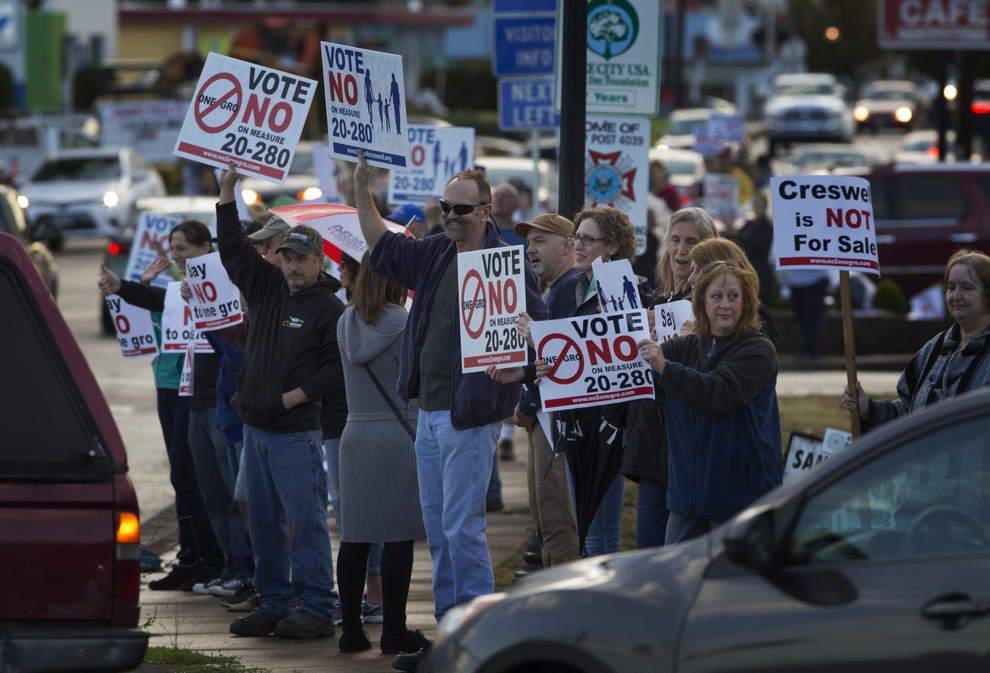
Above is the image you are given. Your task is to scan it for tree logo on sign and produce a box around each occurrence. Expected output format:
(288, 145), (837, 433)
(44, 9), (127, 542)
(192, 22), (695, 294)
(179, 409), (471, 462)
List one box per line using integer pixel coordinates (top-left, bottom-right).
(587, 0), (639, 60)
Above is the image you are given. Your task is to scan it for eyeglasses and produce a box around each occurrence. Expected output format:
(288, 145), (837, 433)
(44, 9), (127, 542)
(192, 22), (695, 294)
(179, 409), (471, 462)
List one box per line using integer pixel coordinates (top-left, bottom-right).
(572, 234), (605, 247)
(439, 199), (489, 216)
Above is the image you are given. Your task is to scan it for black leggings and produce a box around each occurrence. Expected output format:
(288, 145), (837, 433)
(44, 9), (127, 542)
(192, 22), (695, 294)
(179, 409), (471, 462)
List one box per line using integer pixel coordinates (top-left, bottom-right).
(337, 540), (414, 635)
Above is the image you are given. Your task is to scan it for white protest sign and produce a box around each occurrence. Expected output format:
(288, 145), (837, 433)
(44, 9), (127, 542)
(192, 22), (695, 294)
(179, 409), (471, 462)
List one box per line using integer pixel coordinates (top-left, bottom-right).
(654, 299), (693, 343)
(173, 52), (317, 184)
(99, 100), (188, 163)
(161, 282), (214, 354)
(322, 42), (410, 169)
(178, 344), (194, 397)
(704, 173), (739, 227)
(185, 252), (244, 330)
(771, 176), (879, 275)
(822, 427), (853, 454)
(389, 125), (475, 205)
(311, 145), (341, 203)
(556, 0), (663, 115)
(584, 115), (649, 253)
(105, 295), (158, 358)
(531, 309), (654, 411)
(591, 258), (641, 312)
(457, 245), (528, 373)
(694, 113), (746, 157)
(784, 427), (853, 483)
(124, 212), (181, 290)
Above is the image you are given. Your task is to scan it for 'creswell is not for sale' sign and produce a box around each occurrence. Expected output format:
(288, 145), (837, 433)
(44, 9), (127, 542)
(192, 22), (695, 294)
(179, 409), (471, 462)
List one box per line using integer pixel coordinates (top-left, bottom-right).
(173, 52), (316, 184)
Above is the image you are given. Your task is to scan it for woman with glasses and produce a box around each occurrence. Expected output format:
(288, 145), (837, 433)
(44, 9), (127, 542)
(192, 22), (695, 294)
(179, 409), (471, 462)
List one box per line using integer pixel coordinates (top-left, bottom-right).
(637, 261), (782, 544)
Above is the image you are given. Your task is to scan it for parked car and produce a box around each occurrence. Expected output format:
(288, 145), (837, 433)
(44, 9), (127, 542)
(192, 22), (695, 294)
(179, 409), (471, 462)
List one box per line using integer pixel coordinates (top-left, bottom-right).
(239, 140), (325, 207)
(648, 146), (706, 199)
(0, 184), (58, 298)
(0, 232), (148, 672)
(657, 108), (713, 150)
(0, 114), (100, 184)
(20, 147), (166, 250)
(100, 195), (217, 334)
(765, 73), (854, 155)
(778, 143), (883, 175)
(854, 80), (927, 131)
(835, 162), (990, 294)
(894, 129), (957, 164)
(475, 156), (558, 213)
(424, 387), (990, 673)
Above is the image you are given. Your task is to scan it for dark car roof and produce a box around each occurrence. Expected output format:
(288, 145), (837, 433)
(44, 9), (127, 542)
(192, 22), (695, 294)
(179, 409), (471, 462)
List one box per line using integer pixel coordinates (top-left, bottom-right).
(0, 232), (127, 469)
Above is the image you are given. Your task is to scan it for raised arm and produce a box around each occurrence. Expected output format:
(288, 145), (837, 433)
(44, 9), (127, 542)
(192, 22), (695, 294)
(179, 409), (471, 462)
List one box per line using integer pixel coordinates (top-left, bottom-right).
(354, 151), (388, 251)
(216, 165), (280, 300)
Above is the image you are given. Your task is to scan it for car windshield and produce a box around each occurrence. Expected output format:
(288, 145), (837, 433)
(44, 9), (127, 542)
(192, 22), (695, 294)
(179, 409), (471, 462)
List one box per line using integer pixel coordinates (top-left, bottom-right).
(664, 159), (698, 176)
(33, 157), (121, 182)
(292, 150), (314, 174)
(794, 152), (868, 169)
(864, 88), (913, 101)
(667, 118), (706, 135)
(903, 136), (953, 152)
(776, 83), (836, 97)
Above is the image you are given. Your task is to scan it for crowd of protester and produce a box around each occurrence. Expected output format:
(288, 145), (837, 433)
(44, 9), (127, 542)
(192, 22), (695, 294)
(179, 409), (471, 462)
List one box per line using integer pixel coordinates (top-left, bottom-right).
(97, 149), (990, 672)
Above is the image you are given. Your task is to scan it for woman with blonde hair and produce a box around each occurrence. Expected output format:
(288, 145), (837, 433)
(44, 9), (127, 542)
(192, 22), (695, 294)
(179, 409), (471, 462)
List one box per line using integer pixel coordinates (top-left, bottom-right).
(655, 206), (718, 300)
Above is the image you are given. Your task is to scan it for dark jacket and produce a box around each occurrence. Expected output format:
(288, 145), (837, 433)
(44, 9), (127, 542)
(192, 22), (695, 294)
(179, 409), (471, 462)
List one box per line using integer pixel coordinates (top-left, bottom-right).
(518, 267), (582, 417)
(216, 201), (344, 434)
(370, 221), (548, 430)
(204, 329), (245, 445)
(116, 279), (218, 411)
(659, 330), (782, 522)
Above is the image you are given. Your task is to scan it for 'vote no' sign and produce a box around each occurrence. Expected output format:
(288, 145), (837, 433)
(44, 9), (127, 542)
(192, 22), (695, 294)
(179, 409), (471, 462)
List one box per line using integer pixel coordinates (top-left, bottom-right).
(457, 245), (527, 373)
(185, 252), (244, 331)
(105, 295), (158, 358)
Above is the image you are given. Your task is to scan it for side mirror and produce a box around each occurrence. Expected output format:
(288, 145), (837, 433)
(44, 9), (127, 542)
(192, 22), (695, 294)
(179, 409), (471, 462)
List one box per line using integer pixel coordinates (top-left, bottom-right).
(723, 506), (779, 574)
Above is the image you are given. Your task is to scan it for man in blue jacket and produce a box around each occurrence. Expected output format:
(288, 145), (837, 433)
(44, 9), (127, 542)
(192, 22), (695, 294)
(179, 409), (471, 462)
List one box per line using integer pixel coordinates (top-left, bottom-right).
(353, 152), (548, 631)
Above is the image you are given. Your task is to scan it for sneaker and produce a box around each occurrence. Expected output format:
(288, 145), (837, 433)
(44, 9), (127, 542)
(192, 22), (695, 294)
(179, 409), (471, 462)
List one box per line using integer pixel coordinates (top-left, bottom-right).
(148, 564), (199, 591)
(209, 578), (246, 599)
(224, 592), (260, 613)
(498, 438), (514, 461)
(391, 646), (430, 672)
(229, 607), (282, 637)
(381, 629), (431, 655)
(362, 600), (384, 624)
(140, 546), (162, 573)
(192, 577), (223, 596)
(274, 607), (335, 639)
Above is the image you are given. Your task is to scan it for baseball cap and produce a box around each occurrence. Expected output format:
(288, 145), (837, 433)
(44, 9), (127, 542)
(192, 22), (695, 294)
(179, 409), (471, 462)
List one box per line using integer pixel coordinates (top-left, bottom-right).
(248, 214), (290, 241)
(515, 213), (574, 239)
(387, 203), (426, 226)
(275, 225), (323, 257)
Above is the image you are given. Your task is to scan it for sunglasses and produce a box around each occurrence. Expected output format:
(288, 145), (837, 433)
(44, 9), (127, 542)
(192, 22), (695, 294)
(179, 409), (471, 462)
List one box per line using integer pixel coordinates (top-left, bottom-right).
(439, 199), (489, 216)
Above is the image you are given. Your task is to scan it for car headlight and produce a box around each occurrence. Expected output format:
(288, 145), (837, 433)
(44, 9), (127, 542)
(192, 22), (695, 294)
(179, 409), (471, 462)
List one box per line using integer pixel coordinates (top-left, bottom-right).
(436, 592), (507, 643)
(853, 105), (869, 122)
(16, 194), (29, 209)
(895, 106), (913, 123)
(103, 190), (120, 208)
(299, 186), (323, 201)
(242, 188), (260, 206)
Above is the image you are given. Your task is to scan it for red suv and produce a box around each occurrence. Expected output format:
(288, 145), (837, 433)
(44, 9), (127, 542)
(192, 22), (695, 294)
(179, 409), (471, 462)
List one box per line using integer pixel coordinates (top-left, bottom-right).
(838, 163), (990, 295)
(0, 233), (148, 671)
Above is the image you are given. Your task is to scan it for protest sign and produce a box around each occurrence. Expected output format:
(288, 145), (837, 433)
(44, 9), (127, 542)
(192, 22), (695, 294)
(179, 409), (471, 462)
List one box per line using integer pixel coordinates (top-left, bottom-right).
(185, 252), (243, 330)
(584, 116), (649, 253)
(99, 100), (187, 163)
(591, 258), (641, 312)
(124, 212), (181, 290)
(311, 145), (341, 203)
(771, 176), (879, 275)
(457, 245), (528, 372)
(531, 309), (654, 411)
(322, 42), (410, 169)
(703, 173), (740, 227)
(105, 295), (158, 358)
(173, 52), (317, 183)
(783, 427), (853, 483)
(161, 282), (214, 354)
(388, 125), (475, 205)
(693, 112), (746, 157)
(178, 344), (194, 397)
(654, 299), (693, 343)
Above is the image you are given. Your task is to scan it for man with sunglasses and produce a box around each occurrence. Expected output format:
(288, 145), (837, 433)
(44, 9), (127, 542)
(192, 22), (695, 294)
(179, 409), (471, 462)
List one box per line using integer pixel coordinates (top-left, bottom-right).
(353, 152), (547, 666)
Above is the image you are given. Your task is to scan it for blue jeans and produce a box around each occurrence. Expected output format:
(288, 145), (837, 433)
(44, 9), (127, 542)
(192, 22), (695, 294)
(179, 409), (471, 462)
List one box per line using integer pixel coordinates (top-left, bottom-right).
(242, 425), (333, 620)
(188, 407), (251, 580)
(323, 438), (382, 576)
(664, 511), (714, 545)
(636, 479), (670, 549)
(415, 410), (498, 620)
(156, 389), (221, 571)
(583, 474), (624, 557)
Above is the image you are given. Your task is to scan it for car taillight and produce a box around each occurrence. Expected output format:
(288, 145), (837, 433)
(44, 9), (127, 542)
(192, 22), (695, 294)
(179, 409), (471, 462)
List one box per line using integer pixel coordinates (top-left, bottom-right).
(114, 511), (141, 621)
(972, 101), (990, 115)
(116, 511), (140, 544)
(107, 241), (123, 256)
(927, 145), (940, 158)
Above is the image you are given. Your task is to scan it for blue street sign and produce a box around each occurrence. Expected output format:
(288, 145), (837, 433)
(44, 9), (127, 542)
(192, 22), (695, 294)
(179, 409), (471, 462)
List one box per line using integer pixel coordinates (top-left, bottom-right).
(497, 77), (560, 131)
(491, 0), (556, 77)
(493, 0), (555, 14)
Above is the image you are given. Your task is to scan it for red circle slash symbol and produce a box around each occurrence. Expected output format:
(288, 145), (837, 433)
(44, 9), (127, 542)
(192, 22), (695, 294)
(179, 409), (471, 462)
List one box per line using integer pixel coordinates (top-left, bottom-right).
(461, 269), (486, 339)
(540, 333), (583, 384)
(194, 72), (242, 134)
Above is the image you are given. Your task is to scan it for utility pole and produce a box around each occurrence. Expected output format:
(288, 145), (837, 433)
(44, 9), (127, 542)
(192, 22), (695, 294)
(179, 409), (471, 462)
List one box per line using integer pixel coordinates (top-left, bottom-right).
(557, 0), (587, 220)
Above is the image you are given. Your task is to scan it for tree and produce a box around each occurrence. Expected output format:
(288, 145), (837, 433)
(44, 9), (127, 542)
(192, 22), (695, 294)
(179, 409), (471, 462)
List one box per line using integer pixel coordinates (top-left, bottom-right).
(589, 10), (628, 61)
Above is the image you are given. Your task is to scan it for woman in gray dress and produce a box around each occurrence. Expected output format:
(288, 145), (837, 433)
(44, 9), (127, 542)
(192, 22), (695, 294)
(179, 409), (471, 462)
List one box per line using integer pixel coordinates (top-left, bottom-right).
(336, 253), (428, 655)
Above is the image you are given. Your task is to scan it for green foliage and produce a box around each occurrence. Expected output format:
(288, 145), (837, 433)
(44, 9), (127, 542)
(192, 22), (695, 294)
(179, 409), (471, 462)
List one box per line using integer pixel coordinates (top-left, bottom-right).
(874, 278), (909, 315)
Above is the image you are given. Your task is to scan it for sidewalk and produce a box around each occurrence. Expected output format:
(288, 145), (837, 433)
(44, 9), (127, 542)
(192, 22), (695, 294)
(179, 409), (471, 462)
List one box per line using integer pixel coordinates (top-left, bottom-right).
(138, 444), (531, 673)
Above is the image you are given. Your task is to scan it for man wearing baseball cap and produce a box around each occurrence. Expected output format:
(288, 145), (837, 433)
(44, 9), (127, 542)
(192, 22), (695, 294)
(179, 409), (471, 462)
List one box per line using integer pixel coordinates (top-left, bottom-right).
(248, 214), (290, 264)
(216, 167), (344, 641)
